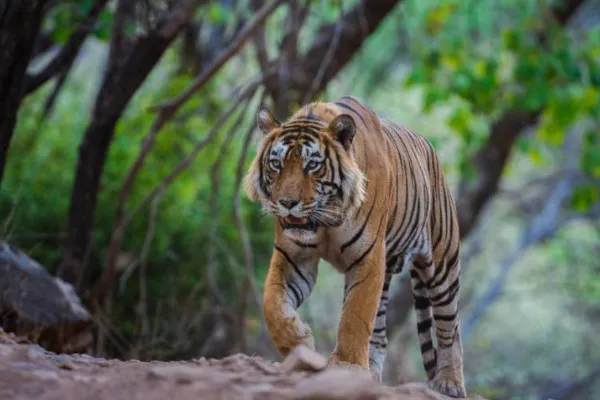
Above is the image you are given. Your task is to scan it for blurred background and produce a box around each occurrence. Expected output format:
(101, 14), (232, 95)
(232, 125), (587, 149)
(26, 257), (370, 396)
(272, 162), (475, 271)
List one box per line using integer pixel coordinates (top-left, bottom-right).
(0, 0), (599, 399)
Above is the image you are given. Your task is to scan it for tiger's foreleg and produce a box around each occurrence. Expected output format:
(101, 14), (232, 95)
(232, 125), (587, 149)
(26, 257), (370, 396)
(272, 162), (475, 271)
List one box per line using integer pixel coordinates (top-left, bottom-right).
(262, 247), (318, 357)
(330, 242), (385, 371)
(428, 257), (466, 398)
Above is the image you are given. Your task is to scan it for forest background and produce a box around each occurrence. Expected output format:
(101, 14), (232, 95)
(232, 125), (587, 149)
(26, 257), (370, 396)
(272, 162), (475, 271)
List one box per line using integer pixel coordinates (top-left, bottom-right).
(0, 0), (599, 399)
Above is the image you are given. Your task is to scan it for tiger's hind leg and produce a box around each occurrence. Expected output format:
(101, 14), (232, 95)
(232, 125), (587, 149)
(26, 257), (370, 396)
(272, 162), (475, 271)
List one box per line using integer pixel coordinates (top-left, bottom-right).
(409, 268), (437, 381)
(368, 271), (393, 382)
(427, 255), (466, 398)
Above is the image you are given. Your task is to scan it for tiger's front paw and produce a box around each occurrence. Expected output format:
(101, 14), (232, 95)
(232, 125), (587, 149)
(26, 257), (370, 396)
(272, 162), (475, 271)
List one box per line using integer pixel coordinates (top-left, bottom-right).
(429, 377), (467, 398)
(327, 352), (369, 374)
(267, 312), (316, 357)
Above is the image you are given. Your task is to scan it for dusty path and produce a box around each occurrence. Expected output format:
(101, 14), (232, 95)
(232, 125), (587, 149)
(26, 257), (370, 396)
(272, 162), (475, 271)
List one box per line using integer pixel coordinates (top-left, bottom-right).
(0, 330), (483, 400)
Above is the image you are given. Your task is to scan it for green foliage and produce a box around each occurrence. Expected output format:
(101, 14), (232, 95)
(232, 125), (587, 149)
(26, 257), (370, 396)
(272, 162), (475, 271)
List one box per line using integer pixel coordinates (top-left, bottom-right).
(0, 47), (273, 359)
(404, 0), (600, 207)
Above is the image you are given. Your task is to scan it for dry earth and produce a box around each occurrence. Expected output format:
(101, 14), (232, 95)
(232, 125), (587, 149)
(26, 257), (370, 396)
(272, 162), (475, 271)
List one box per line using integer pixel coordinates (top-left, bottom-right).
(0, 329), (485, 400)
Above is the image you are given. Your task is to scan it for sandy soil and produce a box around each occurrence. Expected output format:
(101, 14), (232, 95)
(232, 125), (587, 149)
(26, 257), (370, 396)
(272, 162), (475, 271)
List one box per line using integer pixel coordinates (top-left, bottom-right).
(0, 329), (484, 400)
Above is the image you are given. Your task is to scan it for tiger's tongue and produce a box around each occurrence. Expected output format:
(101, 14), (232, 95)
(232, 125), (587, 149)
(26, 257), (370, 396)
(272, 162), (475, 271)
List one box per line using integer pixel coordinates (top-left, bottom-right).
(285, 216), (306, 225)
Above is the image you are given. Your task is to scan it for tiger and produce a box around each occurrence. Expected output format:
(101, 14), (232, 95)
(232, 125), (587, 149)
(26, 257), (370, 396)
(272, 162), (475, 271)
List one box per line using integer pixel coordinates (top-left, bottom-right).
(243, 95), (466, 398)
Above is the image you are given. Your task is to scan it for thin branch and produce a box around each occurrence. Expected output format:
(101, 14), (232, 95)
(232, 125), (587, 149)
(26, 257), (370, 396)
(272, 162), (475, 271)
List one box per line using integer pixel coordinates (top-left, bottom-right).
(137, 192), (162, 339)
(127, 80), (262, 225)
(25, 0), (109, 94)
(462, 128), (586, 343)
(100, 0), (283, 299)
(98, 79), (262, 299)
(301, 17), (342, 104)
(232, 91), (266, 353)
(206, 95), (255, 309)
(150, 0), (286, 128)
(40, 62), (71, 119)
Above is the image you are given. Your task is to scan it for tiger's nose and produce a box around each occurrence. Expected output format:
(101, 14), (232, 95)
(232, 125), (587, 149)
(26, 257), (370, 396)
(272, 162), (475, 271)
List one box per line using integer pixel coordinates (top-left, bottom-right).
(279, 198), (299, 209)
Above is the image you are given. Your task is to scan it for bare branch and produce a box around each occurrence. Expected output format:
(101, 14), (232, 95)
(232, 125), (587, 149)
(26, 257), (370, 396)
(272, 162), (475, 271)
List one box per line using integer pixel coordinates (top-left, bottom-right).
(152, 0), (286, 129)
(40, 61), (72, 119)
(272, 0), (402, 99)
(25, 0), (109, 94)
(206, 97), (255, 310)
(137, 193), (162, 339)
(60, 0), (206, 286)
(232, 92), (266, 353)
(301, 18), (343, 104)
(98, 79), (261, 299)
(99, 0), (285, 298)
(461, 126), (587, 343)
(127, 80), (262, 225)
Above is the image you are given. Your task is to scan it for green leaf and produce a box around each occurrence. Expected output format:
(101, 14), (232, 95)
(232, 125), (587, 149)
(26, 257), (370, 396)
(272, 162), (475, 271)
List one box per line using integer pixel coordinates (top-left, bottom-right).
(93, 9), (113, 41)
(581, 130), (600, 178)
(570, 183), (599, 213)
(448, 107), (473, 135)
(207, 3), (227, 23)
(423, 87), (448, 112)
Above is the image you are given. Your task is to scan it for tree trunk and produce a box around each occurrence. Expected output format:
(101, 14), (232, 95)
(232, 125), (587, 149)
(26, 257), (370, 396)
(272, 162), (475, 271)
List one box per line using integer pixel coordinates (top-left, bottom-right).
(0, 0), (48, 188)
(59, 0), (204, 286)
(263, 0), (403, 118)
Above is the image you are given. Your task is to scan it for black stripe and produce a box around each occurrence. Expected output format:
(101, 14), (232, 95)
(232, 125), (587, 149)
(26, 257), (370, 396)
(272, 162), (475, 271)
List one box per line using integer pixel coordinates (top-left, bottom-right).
(437, 332), (455, 341)
(430, 276), (460, 304)
(292, 240), (317, 248)
(424, 359), (437, 373)
(369, 339), (387, 348)
(433, 312), (456, 322)
(417, 318), (432, 333)
(334, 101), (368, 127)
(341, 201), (375, 252)
(345, 216), (385, 272)
(282, 273), (301, 308)
(413, 295), (430, 310)
(447, 248), (460, 268)
(373, 326), (385, 334)
(274, 245), (311, 289)
(420, 340), (434, 353)
(428, 262), (451, 289)
(434, 285), (459, 308)
(343, 276), (367, 303)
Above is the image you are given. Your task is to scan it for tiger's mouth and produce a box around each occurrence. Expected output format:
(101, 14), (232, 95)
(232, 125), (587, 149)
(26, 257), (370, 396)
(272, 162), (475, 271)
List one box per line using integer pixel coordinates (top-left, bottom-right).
(280, 216), (318, 231)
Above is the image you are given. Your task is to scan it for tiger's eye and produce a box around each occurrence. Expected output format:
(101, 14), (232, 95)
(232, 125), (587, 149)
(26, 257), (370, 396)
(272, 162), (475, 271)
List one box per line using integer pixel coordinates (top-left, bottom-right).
(307, 160), (318, 170)
(269, 159), (281, 169)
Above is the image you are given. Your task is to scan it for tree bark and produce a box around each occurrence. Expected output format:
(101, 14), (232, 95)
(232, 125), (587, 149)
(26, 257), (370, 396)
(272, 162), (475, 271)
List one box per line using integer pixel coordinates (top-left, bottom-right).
(0, 0), (48, 189)
(59, 0), (205, 286)
(263, 0), (403, 118)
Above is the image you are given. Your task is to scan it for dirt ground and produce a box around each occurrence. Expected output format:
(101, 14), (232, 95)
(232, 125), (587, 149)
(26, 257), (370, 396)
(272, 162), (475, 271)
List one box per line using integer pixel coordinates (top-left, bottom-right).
(0, 329), (484, 400)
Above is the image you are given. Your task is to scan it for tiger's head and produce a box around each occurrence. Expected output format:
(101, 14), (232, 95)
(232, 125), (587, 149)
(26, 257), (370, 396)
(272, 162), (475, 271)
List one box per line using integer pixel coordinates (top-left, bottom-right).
(244, 106), (366, 239)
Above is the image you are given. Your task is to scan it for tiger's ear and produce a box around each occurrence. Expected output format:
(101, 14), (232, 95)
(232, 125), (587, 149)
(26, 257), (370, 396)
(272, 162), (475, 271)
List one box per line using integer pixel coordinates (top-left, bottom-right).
(329, 114), (356, 151)
(257, 107), (281, 134)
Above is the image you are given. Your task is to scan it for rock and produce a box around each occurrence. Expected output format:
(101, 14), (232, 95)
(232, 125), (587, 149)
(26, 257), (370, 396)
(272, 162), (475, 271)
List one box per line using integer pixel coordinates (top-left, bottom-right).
(31, 369), (60, 382)
(27, 344), (51, 360)
(55, 354), (76, 370)
(279, 345), (328, 373)
(148, 365), (208, 384)
(292, 368), (388, 400)
(392, 383), (446, 399)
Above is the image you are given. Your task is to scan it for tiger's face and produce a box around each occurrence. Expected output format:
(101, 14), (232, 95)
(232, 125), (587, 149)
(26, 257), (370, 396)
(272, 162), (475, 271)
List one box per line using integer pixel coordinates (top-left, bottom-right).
(244, 106), (366, 239)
